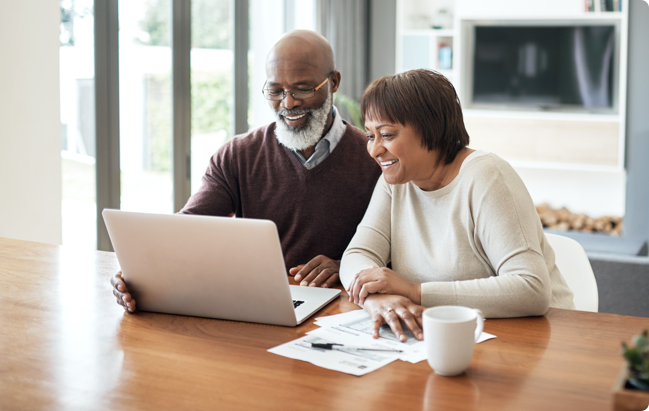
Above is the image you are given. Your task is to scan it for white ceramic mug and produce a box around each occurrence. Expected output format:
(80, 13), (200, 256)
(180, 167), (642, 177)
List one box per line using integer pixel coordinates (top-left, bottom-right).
(423, 306), (484, 376)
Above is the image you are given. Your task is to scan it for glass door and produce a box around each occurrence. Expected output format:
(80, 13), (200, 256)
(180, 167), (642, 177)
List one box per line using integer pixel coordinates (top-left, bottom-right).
(60, 0), (97, 249)
(119, 0), (174, 214)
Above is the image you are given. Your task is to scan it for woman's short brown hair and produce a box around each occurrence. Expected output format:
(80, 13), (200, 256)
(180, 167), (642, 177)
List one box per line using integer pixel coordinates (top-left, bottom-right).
(361, 69), (470, 165)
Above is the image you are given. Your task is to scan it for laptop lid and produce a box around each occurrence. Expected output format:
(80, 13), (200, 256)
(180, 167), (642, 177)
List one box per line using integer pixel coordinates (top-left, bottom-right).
(102, 209), (340, 327)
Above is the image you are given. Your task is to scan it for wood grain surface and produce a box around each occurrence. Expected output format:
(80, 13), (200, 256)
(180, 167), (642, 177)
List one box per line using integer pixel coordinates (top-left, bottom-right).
(1, 237), (648, 410)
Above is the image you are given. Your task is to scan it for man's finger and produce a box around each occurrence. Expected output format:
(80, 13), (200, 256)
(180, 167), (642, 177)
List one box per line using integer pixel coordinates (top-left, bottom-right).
(322, 273), (340, 289)
(289, 264), (305, 279)
(296, 264), (316, 282)
(300, 266), (322, 286)
(295, 256), (324, 282)
(310, 268), (337, 287)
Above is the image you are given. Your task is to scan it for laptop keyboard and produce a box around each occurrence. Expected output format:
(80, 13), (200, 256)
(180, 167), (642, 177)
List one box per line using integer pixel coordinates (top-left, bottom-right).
(293, 300), (305, 309)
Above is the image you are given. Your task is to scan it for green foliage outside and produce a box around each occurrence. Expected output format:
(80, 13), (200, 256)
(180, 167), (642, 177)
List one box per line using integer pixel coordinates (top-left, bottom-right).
(192, 70), (231, 137)
(138, 0), (170, 46)
(144, 73), (172, 172)
(143, 71), (230, 172)
(334, 94), (364, 132)
(138, 0), (229, 49)
(138, 0), (231, 172)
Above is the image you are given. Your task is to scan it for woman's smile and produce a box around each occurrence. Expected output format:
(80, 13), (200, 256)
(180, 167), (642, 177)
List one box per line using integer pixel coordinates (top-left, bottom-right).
(378, 158), (399, 170)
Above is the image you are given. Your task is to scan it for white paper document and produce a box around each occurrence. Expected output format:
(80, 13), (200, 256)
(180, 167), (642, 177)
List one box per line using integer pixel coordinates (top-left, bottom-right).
(268, 334), (401, 376)
(269, 310), (496, 376)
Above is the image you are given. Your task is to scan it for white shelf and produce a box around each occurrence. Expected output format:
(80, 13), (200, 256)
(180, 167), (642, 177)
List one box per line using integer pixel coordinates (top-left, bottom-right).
(463, 109), (621, 122)
(402, 29), (454, 36)
(458, 13), (625, 21)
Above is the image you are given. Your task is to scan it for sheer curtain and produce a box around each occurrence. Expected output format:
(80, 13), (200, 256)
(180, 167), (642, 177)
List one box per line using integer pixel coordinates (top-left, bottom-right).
(316, 0), (368, 103)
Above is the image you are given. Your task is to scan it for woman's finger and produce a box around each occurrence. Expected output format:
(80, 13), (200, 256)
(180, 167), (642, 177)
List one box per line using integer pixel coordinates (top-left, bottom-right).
(383, 308), (407, 342)
(350, 275), (363, 304)
(397, 310), (423, 341)
(371, 313), (384, 339)
(359, 281), (384, 305)
(351, 274), (371, 305)
(346, 275), (356, 301)
(407, 304), (425, 329)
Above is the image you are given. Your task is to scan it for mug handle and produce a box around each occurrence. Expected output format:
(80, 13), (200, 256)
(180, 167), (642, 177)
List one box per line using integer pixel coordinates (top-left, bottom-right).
(473, 309), (484, 342)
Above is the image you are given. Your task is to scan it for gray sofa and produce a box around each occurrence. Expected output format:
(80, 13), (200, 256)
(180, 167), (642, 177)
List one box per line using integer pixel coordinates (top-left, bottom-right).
(588, 253), (649, 318)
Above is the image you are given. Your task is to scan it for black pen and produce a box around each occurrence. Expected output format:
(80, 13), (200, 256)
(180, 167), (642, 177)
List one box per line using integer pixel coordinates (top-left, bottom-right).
(310, 343), (403, 352)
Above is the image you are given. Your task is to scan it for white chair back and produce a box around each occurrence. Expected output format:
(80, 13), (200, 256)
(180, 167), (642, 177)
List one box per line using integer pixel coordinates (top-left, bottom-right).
(545, 233), (599, 312)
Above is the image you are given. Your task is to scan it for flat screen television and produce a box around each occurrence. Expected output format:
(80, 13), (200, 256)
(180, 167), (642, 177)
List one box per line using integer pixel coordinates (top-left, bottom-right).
(470, 24), (617, 112)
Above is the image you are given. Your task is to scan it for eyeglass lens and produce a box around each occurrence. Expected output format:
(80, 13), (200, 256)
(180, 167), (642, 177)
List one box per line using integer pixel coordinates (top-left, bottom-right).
(264, 88), (315, 101)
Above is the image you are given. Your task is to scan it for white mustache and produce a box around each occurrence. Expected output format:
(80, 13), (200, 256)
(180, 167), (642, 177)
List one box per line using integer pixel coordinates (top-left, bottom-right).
(277, 108), (313, 117)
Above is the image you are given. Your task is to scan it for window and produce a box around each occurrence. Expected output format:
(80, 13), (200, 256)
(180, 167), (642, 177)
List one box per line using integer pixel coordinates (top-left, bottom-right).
(191, 0), (232, 194)
(60, 0), (97, 249)
(119, 0), (174, 213)
(60, 0), (317, 250)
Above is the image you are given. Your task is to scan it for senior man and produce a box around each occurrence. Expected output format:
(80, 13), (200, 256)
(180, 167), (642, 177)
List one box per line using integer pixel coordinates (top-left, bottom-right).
(112, 30), (381, 312)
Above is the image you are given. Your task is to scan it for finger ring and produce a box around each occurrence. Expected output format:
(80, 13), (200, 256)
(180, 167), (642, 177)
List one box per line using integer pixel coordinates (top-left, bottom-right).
(386, 308), (394, 314)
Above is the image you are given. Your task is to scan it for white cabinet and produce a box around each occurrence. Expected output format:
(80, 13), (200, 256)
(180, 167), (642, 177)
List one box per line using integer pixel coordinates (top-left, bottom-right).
(396, 0), (630, 216)
(397, 0), (629, 171)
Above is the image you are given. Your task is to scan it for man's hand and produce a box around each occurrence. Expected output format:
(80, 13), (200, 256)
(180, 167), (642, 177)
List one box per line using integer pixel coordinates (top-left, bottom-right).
(363, 294), (425, 342)
(110, 271), (136, 313)
(289, 255), (340, 288)
(347, 266), (421, 306)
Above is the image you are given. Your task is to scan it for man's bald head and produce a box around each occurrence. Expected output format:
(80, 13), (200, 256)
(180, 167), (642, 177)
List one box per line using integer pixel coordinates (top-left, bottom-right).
(266, 30), (335, 77)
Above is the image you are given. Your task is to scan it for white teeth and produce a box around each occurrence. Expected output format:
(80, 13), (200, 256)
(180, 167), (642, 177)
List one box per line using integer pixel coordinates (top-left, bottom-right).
(284, 113), (306, 120)
(380, 159), (398, 166)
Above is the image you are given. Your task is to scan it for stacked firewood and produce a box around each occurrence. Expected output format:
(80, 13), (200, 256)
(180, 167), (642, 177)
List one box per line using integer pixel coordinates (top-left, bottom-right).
(535, 203), (623, 236)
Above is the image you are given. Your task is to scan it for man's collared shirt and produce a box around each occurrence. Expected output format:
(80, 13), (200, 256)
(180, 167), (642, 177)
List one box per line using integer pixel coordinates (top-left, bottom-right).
(292, 106), (347, 169)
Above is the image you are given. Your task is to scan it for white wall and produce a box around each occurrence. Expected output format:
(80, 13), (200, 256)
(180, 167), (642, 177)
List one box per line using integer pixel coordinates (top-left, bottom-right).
(0, 1), (62, 245)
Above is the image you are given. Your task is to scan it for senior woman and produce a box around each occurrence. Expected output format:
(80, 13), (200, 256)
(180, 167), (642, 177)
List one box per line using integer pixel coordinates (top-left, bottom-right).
(341, 69), (575, 343)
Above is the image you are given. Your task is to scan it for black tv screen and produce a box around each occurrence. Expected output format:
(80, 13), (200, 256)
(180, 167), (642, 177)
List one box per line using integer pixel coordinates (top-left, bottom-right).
(472, 25), (616, 110)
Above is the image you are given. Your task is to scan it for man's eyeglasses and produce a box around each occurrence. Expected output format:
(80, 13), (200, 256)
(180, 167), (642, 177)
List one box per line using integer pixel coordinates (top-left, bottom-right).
(262, 71), (334, 101)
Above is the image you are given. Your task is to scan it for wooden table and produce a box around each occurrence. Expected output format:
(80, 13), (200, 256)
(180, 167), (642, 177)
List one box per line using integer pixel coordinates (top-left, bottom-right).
(1, 237), (648, 410)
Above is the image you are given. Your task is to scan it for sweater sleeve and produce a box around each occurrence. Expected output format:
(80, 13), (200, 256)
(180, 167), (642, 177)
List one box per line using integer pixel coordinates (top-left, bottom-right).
(179, 145), (239, 217)
(340, 176), (392, 289)
(420, 162), (552, 318)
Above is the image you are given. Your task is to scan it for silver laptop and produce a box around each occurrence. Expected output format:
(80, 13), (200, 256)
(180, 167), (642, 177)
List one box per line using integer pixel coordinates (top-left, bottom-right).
(102, 209), (341, 326)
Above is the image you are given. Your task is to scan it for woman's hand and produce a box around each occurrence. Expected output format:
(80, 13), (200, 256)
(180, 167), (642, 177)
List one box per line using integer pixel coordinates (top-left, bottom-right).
(288, 255), (340, 288)
(110, 271), (137, 313)
(347, 266), (421, 305)
(363, 294), (425, 342)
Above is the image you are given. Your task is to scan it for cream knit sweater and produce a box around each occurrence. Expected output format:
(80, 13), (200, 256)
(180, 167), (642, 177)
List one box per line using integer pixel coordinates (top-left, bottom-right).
(340, 152), (575, 318)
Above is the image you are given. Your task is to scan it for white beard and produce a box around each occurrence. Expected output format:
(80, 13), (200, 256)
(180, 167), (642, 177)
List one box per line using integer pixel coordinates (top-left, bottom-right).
(274, 90), (333, 151)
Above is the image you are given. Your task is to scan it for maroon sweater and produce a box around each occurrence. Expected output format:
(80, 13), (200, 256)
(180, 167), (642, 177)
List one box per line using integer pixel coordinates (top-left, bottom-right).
(180, 121), (382, 269)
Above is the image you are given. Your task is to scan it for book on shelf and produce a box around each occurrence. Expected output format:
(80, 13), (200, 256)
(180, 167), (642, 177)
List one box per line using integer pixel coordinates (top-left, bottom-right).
(586, 0), (622, 12)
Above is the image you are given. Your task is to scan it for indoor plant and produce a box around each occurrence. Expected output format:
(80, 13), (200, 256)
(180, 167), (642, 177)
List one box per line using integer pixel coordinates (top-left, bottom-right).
(622, 330), (649, 391)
